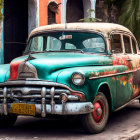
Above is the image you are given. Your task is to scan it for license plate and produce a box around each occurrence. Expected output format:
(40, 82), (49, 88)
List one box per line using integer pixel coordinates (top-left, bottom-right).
(12, 103), (35, 116)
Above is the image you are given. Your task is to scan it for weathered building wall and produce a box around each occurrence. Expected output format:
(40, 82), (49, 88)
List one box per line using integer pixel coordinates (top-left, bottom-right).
(28, 0), (38, 35)
(0, 0), (120, 64)
(39, 0), (61, 26)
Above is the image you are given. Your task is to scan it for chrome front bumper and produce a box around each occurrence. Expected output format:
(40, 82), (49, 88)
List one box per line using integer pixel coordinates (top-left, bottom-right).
(0, 102), (94, 116)
(0, 80), (94, 117)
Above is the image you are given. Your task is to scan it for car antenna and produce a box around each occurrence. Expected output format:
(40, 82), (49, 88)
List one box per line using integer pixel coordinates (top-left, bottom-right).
(61, 17), (67, 38)
(64, 22), (67, 30)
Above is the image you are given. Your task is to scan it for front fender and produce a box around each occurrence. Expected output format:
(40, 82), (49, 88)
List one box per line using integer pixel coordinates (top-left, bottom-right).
(56, 65), (126, 109)
(0, 64), (10, 83)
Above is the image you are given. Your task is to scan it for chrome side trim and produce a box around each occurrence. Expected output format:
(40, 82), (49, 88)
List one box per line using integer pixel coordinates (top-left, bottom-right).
(89, 70), (135, 80)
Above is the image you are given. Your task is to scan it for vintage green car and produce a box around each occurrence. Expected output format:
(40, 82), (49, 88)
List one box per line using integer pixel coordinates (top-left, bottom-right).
(0, 23), (140, 133)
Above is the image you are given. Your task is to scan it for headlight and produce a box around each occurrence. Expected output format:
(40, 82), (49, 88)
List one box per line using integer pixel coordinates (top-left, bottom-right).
(72, 72), (85, 86)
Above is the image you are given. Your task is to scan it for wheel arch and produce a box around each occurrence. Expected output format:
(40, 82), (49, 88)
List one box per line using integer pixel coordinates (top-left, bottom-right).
(97, 83), (113, 112)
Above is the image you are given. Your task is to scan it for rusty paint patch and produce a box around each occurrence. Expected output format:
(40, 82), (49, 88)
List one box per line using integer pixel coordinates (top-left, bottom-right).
(9, 60), (24, 80)
(112, 56), (132, 70)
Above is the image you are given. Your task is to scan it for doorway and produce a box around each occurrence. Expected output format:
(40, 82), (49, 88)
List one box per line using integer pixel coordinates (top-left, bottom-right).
(4, 0), (28, 63)
(66, 0), (84, 23)
(48, 2), (58, 25)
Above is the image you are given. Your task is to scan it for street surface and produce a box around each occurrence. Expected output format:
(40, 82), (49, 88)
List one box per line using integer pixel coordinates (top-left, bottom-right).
(1, 100), (140, 140)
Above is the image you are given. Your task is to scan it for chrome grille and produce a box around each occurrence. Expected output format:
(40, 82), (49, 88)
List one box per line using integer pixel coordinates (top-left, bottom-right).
(0, 86), (79, 104)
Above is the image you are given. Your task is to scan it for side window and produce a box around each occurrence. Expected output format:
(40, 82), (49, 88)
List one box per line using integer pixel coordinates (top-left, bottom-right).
(132, 38), (137, 54)
(111, 34), (122, 53)
(123, 35), (132, 53)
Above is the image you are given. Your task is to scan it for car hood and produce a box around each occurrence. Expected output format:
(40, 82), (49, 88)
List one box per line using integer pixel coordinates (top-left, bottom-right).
(11, 52), (112, 81)
(12, 52), (112, 67)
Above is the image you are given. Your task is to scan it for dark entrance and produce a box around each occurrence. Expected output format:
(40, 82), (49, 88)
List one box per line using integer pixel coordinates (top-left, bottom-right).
(4, 0), (28, 63)
(48, 2), (58, 25)
(66, 0), (84, 23)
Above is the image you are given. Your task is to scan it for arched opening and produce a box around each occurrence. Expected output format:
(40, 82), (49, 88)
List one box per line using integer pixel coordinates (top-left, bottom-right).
(48, 2), (58, 25)
(66, 0), (84, 23)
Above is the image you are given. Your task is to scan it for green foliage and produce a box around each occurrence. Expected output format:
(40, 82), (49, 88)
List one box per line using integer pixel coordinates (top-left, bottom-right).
(105, 0), (140, 44)
(105, 0), (123, 8)
(79, 17), (102, 22)
(118, 0), (140, 44)
(79, 9), (102, 22)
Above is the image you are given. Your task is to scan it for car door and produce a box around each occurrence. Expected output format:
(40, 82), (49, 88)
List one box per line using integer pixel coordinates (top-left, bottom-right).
(110, 33), (133, 107)
(125, 35), (140, 98)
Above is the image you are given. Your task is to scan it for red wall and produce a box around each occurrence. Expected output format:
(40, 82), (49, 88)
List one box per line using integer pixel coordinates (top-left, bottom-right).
(39, 0), (61, 26)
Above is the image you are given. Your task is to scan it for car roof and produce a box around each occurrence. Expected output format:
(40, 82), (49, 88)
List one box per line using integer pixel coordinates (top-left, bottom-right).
(29, 23), (132, 38)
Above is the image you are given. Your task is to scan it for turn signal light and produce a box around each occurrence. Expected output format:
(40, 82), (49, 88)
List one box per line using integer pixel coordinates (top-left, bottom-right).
(71, 92), (86, 101)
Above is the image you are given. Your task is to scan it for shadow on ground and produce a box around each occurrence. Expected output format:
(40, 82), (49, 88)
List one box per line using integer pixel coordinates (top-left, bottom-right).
(0, 102), (140, 139)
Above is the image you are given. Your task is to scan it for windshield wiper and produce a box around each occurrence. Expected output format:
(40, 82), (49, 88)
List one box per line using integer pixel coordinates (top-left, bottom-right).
(47, 49), (84, 53)
(26, 49), (84, 54)
(28, 51), (46, 54)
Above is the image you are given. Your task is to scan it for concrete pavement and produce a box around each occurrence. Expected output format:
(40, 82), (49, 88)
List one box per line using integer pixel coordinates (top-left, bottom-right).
(0, 100), (140, 140)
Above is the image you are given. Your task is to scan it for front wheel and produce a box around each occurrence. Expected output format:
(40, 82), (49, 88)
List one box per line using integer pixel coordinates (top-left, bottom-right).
(81, 92), (109, 134)
(0, 114), (17, 128)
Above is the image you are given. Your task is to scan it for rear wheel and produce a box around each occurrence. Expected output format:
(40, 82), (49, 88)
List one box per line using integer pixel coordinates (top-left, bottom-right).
(82, 92), (109, 134)
(0, 114), (17, 128)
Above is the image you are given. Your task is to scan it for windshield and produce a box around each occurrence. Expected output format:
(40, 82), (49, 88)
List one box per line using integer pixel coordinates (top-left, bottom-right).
(25, 32), (106, 54)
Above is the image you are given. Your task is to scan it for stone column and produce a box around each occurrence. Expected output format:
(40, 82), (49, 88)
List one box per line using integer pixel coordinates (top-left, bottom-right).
(90, 0), (96, 18)
(61, 0), (67, 23)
